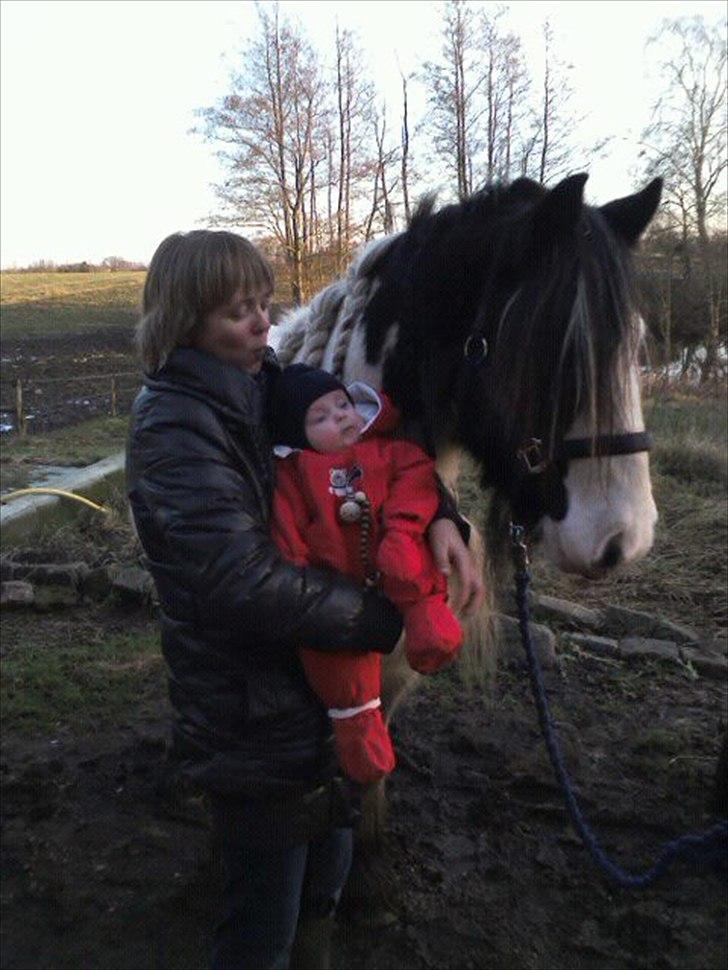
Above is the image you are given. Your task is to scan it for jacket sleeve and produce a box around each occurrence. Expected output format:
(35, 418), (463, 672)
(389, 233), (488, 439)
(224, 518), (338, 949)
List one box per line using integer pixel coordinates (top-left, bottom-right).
(130, 417), (401, 656)
(380, 440), (441, 537)
(270, 461), (311, 567)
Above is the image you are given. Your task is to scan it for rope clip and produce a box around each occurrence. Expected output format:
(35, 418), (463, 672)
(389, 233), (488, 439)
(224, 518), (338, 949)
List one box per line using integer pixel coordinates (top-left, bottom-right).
(510, 521), (530, 571)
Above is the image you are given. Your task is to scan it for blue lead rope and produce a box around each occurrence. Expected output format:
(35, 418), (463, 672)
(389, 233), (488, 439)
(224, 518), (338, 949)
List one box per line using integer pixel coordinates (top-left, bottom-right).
(511, 526), (728, 888)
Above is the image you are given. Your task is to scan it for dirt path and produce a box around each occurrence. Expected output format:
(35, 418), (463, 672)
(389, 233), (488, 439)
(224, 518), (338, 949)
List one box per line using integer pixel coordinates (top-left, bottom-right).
(2, 628), (725, 970)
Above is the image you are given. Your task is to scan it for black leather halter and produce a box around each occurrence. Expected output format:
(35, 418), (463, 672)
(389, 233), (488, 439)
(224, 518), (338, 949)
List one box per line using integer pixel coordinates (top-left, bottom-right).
(459, 291), (654, 525)
(517, 431), (653, 474)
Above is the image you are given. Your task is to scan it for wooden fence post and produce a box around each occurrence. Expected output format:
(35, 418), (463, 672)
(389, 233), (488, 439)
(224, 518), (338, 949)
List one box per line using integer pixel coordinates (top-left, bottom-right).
(110, 377), (118, 417)
(15, 378), (26, 436)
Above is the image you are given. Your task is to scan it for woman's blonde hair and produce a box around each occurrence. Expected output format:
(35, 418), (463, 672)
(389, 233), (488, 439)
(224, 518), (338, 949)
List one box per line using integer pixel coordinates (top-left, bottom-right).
(135, 230), (274, 373)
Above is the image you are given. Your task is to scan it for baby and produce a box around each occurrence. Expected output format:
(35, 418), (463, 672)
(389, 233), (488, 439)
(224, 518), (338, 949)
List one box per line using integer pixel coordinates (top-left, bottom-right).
(269, 364), (462, 784)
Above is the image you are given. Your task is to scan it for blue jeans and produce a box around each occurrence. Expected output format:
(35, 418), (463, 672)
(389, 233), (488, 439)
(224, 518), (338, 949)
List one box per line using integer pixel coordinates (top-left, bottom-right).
(210, 797), (353, 970)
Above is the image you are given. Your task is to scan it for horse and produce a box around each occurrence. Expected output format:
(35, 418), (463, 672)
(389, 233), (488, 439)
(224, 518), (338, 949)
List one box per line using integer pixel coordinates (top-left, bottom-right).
(275, 172), (662, 839)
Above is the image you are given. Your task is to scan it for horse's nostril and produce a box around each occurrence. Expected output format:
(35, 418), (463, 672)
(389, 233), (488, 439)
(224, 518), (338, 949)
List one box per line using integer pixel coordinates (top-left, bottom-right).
(599, 536), (623, 570)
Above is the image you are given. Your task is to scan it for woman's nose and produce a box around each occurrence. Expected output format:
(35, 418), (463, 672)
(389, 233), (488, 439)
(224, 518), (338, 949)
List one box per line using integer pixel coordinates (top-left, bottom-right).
(254, 307), (271, 330)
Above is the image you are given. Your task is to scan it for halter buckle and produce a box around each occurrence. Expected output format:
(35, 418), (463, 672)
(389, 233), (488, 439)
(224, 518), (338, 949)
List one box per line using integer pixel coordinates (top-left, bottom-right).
(517, 438), (549, 475)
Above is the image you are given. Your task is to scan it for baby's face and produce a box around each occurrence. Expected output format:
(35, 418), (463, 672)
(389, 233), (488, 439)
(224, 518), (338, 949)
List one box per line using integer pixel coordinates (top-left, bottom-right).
(305, 389), (366, 453)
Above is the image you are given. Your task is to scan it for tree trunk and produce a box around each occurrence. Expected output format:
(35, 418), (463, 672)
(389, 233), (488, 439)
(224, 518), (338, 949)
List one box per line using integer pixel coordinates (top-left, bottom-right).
(401, 72), (411, 224)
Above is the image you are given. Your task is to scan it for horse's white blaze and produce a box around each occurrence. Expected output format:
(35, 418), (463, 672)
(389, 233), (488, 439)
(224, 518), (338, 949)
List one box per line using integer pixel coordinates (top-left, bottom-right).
(540, 364), (657, 575)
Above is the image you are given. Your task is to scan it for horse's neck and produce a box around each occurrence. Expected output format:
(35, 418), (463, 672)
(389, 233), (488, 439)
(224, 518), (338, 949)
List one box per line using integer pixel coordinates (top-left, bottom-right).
(339, 323), (387, 389)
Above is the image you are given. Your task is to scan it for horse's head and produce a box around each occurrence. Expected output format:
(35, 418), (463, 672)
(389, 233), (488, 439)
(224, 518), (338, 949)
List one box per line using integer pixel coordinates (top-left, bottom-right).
(361, 174), (662, 578)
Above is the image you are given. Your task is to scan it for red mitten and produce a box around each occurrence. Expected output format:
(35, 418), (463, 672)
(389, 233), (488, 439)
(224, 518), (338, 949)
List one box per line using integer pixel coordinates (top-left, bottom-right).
(332, 707), (396, 785)
(404, 596), (463, 675)
(376, 530), (424, 583)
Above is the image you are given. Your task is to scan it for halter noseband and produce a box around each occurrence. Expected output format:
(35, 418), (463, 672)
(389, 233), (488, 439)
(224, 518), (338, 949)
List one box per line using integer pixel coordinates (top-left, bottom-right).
(517, 431), (653, 474)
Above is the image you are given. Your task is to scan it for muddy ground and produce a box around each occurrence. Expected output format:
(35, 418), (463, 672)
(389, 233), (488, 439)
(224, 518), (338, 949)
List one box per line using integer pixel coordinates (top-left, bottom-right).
(2, 326), (726, 967)
(0, 328), (139, 433)
(2, 599), (726, 970)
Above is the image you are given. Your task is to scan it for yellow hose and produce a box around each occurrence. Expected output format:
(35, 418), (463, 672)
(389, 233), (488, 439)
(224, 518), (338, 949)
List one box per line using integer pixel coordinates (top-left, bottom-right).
(0, 487), (112, 514)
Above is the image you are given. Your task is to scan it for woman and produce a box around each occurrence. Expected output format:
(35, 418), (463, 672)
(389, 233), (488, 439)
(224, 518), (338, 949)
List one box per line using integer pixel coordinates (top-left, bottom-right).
(126, 229), (484, 969)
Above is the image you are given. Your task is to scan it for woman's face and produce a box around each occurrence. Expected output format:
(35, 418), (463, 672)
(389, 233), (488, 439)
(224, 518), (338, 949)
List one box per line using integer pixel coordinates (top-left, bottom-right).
(194, 288), (273, 373)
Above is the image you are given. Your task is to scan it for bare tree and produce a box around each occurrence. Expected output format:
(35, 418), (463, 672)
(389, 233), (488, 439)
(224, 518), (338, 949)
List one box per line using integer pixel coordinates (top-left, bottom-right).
(197, 4), (326, 303)
(422, 0), (479, 199)
(400, 70), (412, 223)
(498, 32), (530, 181)
(423, 2), (534, 194)
(333, 26), (375, 270)
(641, 16), (727, 378)
(528, 21), (578, 184)
(477, 6), (523, 183)
(365, 102), (399, 240)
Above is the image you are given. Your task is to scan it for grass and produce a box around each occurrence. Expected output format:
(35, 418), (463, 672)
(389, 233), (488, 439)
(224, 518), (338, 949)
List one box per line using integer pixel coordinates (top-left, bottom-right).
(1, 383), (725, 739)
(0, 271), (292, 341)
(646, 391), (727, 494)
(2, 414), (129, 465)
(455, 385), (727, 638)
(1, 415), (130, 493)
(0, 617), (163, 735)
(0, 271), (145, 339)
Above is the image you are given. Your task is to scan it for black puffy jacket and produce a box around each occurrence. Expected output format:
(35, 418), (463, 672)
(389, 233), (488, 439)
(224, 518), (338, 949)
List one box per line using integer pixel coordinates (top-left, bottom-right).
(126, 347), (402, 798)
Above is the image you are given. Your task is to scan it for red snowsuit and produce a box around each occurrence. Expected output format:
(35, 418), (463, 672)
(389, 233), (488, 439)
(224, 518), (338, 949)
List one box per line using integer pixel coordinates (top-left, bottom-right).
(271, 384), (462, 784)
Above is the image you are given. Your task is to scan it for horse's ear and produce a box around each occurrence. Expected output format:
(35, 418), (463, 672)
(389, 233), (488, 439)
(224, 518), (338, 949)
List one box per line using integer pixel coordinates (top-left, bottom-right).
(599, 178), (663, 247)
(534, 173), (589, 240)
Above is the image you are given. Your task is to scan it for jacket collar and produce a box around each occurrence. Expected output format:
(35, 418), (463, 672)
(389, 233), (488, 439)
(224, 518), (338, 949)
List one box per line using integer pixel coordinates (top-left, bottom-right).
(145, 347), (281, 425)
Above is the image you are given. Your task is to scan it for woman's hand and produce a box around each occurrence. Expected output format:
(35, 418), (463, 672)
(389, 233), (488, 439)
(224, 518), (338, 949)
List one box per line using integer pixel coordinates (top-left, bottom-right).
(427, 518), (485, 619)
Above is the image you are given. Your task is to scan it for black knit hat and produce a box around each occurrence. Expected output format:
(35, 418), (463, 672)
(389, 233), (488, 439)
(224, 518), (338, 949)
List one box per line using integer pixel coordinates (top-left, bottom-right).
(269, 363), (352, 449)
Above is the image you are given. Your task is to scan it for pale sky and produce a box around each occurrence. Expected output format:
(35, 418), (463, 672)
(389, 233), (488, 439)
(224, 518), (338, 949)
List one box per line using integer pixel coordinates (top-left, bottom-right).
(1, 0), (725, 268)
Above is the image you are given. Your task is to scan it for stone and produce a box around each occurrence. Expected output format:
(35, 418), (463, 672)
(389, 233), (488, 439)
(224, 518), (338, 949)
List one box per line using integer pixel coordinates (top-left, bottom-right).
(0, 580), (34, 608)
(0, 555), (16, 581)
(82, 564), (122, 601)
(32, 585), (80, 610)
(562, 632), (620, 658)
(532, 595), (605, 632)
(9, 562), (88, 590)
(602, 605), (699, 644)
(649, 616), (701, 645)
(618, 637), (680, 663)
(679, 638), (723, 657)
(496, 585), (537, 617)
(683, 652), (728, 681)
(112, 566), (155, 604)
(494, 613), (558, 669)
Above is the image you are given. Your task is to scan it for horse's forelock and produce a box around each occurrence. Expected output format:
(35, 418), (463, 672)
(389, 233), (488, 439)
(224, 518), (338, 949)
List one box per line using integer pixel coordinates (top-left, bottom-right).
(487, 202), (641, 452)
(574, 209), (641, 439)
